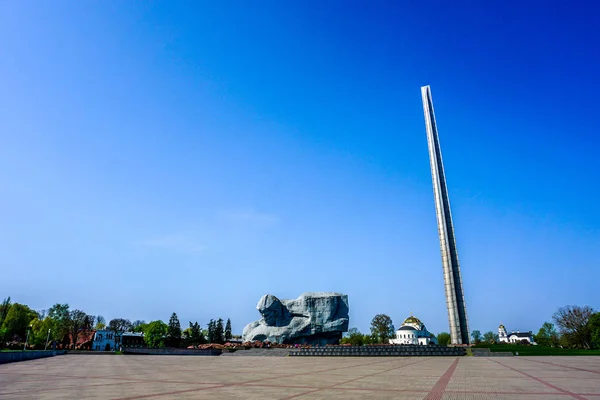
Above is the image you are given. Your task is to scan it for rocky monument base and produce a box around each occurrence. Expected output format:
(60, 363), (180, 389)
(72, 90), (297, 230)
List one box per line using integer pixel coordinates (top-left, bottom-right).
(242, 292), (349, 345)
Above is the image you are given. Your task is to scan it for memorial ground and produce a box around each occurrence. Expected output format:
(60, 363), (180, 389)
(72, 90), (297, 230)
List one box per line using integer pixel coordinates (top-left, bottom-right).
(1, 354), (600, 399)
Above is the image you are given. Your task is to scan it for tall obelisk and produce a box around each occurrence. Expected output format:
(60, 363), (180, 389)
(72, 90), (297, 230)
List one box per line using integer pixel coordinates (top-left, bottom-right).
(421, 85), (470, 345)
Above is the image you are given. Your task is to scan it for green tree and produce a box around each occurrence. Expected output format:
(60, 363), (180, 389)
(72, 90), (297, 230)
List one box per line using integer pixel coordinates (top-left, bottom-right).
(589, 313), (600, 349)
(207, 319), (215, 343)
(109, 318), (132, 333)
(370, 314), (394, 343)
(30, 316), (58, 347)
(215, 318), (225, 344)
(167, 313), (182, 347)
(0, 297), (12, 343)
(437, 332), (451, 346)
(536, 322), (559, 347)
(48, 303), (70, 341)
(341, 328), (366, 346)
(182, 327), (192, 347)
(144, 320), (168, 348)
(190, 322), (205, 345)
(0, 297), (11, 329)
(471, 330), (482, 344)
(95, 316), (106, 330)
(483, 331), (497, 344)
(183, 322), (205, 347)
(553, 305), (595, 348)
(1, 303), (38, 341)
(131, 320), (147, 333)
(225, 318), (232, 341)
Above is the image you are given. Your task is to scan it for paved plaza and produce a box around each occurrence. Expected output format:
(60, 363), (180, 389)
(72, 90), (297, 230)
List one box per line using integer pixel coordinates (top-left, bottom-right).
(1, 355), (600, 399)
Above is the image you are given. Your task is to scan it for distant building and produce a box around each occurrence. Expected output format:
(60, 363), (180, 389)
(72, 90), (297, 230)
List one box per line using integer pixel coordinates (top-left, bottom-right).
(64, 329), (95, 350)
(122, 332), (145, 348)
(498, 324), (535, 344)
(389, 315), (438, 345)
(93, 330), (119, 351)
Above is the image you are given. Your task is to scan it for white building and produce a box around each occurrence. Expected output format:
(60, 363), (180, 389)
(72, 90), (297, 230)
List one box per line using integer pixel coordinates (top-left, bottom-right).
(498, 324), (535, 344)
(389, 315), (438, 345)
(93, 330), (119, 351)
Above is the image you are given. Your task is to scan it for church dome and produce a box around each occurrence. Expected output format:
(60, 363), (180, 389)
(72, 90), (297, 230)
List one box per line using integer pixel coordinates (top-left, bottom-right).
(403, 316), (422, 325)
(499, 324), (506, 330)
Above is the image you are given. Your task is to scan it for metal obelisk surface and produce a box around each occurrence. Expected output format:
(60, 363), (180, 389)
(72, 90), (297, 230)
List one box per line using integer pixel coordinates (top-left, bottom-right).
(421, 85), (470, 345)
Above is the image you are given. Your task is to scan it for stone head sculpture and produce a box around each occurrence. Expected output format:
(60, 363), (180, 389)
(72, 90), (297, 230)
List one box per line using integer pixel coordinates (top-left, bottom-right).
(257, 294), (288, 326)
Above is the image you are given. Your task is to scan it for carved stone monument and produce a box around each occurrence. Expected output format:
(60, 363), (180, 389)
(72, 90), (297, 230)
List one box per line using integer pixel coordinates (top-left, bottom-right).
(242, 292), (349, 345)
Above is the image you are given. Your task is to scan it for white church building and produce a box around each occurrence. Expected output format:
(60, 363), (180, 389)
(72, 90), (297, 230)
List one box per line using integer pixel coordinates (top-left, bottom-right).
(389, 315), (438, 345)
(498, 324), (535, 344)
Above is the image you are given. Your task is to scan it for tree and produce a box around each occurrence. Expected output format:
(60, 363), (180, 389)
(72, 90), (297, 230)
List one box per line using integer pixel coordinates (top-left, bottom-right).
(536, 322), (559, 347)
(108, 318), (132, 333)
(182, 327), (192, 347)
(225, 318), (232, 341)
(144, 320), (168, 348)
(370, 314), (394, 343)
(131, 320), (147, 333)
(437, 332), (451, 346)
(0, 297), (11, 329)
(67, 310), (89, 349)
(48, 303), (71, 341)
(189, 321), (205, 345)
(553, 305), (595, 348)
(183, 322), (205, 347)
(132, 320), (146, 329)
(207, 319), (215, 343)
(483, 331), (497, 344)
(167, 313), (182, 347)
(589, 313), (600, 349)
(471, 330), (482, 344)
(341, 328), (366, 346)
(95, 316), (106, 330)
(215, 318), (225, 344)
(30, 316), (58, 347)
(1, 303), (38, 342)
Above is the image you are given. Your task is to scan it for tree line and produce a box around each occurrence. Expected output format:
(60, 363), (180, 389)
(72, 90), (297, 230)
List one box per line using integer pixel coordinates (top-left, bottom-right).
(341, 305), (600, 349)
(341, 313), (396, 345)
(0, 297), (234, 350)
(469, 305), (600, 349)
(139, 314), (234, 348)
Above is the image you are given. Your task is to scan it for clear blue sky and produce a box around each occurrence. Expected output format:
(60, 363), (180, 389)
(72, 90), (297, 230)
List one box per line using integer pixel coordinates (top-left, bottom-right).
(1, 1), (599, 336)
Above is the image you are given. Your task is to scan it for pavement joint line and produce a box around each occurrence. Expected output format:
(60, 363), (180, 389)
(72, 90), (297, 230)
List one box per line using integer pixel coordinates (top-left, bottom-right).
(0, 380), (139, 397)
(0, 371), (221, 387)
(487, 358), (587, 400)
(112, 384), (228, 400)
(186, 381), (600, 397)
(423, 357), (459, 400)
(279, 357), (433, 399)
(109, 356), (411, 399)
(517, 357), (600, 375)
(241, 382), (426, 392)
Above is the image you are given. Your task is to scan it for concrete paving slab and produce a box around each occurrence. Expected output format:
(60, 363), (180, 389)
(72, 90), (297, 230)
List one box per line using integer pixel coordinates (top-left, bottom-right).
(0, 354), (599, 399)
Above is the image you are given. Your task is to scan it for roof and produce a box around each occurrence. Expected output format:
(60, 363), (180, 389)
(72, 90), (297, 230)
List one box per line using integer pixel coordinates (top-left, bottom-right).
(508, 332), (532, 338)
(398, 326), (416, 331)
(403, 316), (422, 325)
(499, 324), (506, 330)
(122, 332), (144, 337)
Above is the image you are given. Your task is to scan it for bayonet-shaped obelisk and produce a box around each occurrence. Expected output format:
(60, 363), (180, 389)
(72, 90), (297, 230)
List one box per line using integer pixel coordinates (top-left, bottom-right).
(421, 85), (470, 345)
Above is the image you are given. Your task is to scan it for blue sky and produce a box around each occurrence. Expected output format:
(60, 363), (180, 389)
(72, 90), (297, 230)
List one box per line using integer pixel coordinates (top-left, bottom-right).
(1, 1), (599, 336)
